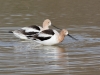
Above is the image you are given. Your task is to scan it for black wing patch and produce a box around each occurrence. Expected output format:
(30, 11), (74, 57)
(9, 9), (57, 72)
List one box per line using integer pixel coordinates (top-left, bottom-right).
(21, 30), (38, 35)
(33, 34), (51, 41)
(29, 25), (40, 31)
(42, 29), (54, 35)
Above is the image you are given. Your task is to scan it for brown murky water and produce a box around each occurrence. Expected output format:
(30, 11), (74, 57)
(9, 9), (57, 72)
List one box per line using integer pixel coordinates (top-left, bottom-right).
(0, 0), (100, 75)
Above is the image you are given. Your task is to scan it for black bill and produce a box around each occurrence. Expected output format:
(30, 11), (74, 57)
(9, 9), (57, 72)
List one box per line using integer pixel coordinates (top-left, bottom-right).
(51, 25), (78, 40)
(68, 34), (78, 40)
(52, 25), (61, 30)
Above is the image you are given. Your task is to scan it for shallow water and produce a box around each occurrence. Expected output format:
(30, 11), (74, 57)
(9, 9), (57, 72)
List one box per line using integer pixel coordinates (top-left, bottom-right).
(0, 0), (100, 75)
(0, 26), (100, 75)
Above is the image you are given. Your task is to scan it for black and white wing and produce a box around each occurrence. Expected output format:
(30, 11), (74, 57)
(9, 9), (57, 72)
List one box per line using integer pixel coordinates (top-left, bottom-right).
(32, 29), (55, 41)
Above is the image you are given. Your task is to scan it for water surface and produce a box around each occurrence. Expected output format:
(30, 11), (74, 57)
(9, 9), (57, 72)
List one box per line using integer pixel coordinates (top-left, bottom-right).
(0, 0), (100, 75)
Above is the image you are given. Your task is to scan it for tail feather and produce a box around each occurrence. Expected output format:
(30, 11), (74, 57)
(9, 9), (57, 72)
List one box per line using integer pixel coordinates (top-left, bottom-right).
(8, 30), (13, 33)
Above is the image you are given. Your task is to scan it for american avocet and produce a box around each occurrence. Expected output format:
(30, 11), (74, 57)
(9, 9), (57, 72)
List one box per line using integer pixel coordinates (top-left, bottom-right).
(29, 29), (77, 45)
(9, 19), (58, 39)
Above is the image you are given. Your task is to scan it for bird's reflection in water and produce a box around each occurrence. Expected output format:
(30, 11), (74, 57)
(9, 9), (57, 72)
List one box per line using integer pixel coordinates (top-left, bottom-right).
(13, 41), (69, 74)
